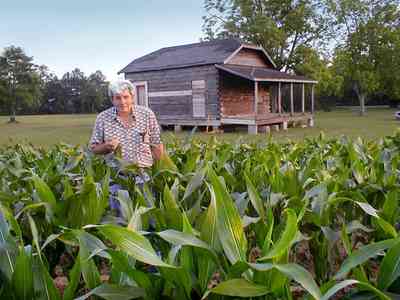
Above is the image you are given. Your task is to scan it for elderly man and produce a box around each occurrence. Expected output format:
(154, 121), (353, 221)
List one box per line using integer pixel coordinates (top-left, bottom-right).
(90, 80), (164, 178)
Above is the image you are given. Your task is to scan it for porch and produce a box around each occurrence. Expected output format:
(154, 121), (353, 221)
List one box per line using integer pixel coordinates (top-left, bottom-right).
(216, 64), (317, 134)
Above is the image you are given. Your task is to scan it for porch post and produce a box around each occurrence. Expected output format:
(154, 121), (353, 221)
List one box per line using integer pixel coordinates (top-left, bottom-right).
(254, 81), (258, 115)
(302, 83), (305, 114)
(308, 84), (315, 127)
(311, 84), (315, 114)
(290, 82), (294, 116)
(278, 82), (282, 115)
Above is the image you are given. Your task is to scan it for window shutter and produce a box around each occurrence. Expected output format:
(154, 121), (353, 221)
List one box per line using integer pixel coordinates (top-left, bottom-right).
(192, 80), (206, 117)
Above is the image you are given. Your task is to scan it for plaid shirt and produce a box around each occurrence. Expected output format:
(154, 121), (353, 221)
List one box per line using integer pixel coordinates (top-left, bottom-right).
(90, 105), (162, 168)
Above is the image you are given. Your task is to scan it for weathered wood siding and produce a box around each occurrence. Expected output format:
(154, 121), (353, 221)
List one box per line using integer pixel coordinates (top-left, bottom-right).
(219, 72), (270, 117)
(228, 48), (273, 68)
(125, 65), (219, 123)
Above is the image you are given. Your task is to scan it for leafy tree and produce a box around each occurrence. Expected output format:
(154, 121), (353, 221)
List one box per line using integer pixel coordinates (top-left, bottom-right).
(326, 0), (400, 115)
(0, 46), (41, 122)
(89, 70), (109, 111)
(39, 73), (66, 113)
(82, 71), (108, 113)
(39, 69), (108, 114)
(203, 0), (333, 71)
(60, 68), (86, 113)
(292, 45), (344, 109)
(372, 9), (400, 103)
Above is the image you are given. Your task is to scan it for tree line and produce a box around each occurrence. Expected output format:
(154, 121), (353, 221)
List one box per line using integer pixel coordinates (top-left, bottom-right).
(203, 0), (400, 115)
(0, 46), (110, 122)
(1, 0), (399, 120)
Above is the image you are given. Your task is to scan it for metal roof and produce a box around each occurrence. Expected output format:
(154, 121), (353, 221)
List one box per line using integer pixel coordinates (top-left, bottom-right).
(215, 64), (318, 83)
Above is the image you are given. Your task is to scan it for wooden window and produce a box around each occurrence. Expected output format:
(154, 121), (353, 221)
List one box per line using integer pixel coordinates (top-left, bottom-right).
(193, 94), (206, 117)
(192, 80), (206, 90)
(192, 80), (206, 117)
(132, 81), (148, 107)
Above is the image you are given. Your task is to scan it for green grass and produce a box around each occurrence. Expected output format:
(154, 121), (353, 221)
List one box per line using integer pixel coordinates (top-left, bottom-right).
(1, 107), (399, 147)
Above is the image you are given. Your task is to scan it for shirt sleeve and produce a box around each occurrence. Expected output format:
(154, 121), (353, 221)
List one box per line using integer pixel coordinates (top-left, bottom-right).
(89, 115), (105, 146)
(148, 110), (162, 145)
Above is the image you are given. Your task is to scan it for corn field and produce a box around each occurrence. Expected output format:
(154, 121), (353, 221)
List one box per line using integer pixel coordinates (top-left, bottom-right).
(1, 132), (400, 300)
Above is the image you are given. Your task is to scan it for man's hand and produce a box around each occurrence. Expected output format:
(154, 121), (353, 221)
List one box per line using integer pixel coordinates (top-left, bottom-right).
(91, 138), (120, 154)
(105, 138), (120, 152)
(151, 143), (164, 161)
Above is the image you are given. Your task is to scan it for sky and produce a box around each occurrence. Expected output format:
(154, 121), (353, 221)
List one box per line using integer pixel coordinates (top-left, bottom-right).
(1, 0), (206, 81)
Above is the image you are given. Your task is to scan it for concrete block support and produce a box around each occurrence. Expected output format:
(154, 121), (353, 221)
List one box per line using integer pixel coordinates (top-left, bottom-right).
(248, 125), (258, 134)
(174, 125), (182, 133)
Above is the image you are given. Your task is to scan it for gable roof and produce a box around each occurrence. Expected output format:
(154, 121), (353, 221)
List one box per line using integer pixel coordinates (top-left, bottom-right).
(119, 39), (271, 74)
(223, 43), (277, 68)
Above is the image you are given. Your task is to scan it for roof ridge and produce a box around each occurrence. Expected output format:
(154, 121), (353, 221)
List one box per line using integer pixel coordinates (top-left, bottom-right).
(158, 38), (241, 52)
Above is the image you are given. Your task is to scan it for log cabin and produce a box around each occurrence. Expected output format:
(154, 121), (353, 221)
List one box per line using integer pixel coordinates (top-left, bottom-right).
(119, 39), (317, 134)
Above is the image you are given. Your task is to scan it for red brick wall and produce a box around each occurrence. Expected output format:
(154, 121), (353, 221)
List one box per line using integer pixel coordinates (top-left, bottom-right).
(219, 72), (270, 117)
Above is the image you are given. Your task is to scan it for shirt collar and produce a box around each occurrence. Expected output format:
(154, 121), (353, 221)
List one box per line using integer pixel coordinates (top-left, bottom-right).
(111, 106), (136, 121)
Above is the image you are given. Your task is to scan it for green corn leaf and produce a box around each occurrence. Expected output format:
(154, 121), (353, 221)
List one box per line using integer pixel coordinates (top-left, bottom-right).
(75, 283), (146, 300)
(116, 189), (134, 222)
(200, 193), (220, 251)
(74, 229), (104, 290)
(0, 212), (17, 282)
(244, 172), (266, 219)
(158, 229), (217, 261)
(31, 174), (56, 208)
(198, 195), (220, 292)
(12, 247), (33, 300)
(15, 202), (53, 223)
(259, 209), (298, 260)
(321, 279), (391, 300)
(64, 152), (84, 171)
(377, 241), (400, 290)
(67, 174), (106, 228)
(335, 238), (399, 279)
(154, 152), (178, 173)
(41, 233), (63, 251)
(32, 256), (61, 300)
(207, 168), (247, 264)
(27, 213), (41, 260)
(206, 278), (269, 298)
(376, 217), (398, 238)
(107, 250), (152, 290)
(158, 229), (208, 249)
(274, 263), (322, 300)
(382, 190), (399, 225)
(320, 279), (357, 300)
(163, 184), (180, 211)
(162, 184), (182, 230)
(262, 207), (274, 254)
(127, 206), (153, 232)
(62, 256), (81, 300)
(0, 204), (22, 243)
(75, 230), (109, 260)
(183, 166), (207, 201)
(78, 239), (101, 289)
(249, 263), (322, 300)
(98, 225), (174, 268)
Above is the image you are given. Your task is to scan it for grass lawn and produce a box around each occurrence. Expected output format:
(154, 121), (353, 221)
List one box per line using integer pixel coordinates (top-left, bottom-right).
(1, 107), (399, 147)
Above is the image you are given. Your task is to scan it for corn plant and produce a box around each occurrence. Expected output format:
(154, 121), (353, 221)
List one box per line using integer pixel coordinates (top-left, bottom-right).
(1, 132), (400, 299)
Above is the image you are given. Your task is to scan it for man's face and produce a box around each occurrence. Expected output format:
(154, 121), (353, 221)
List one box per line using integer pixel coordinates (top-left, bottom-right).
(112, 89), (134, 114)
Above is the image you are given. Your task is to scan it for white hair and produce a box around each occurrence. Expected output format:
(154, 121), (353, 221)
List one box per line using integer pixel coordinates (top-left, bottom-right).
(108, 80), (135, 98)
